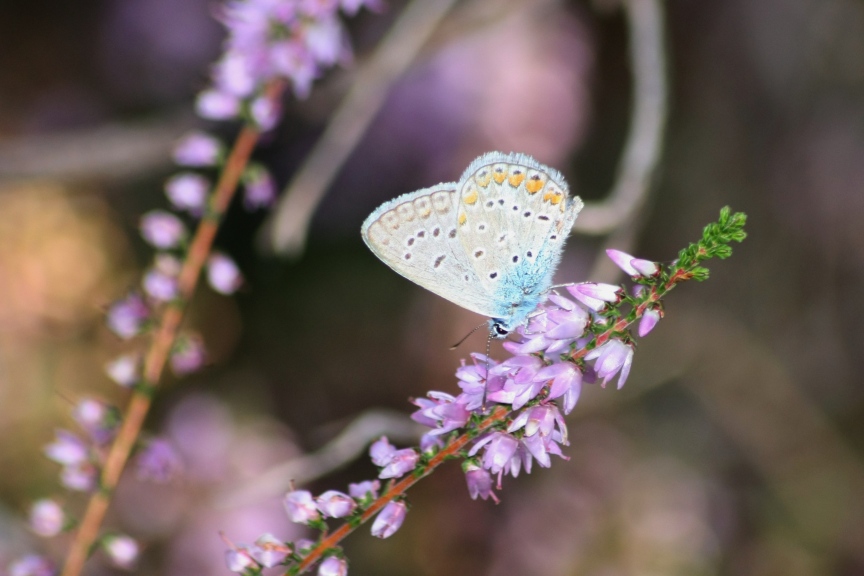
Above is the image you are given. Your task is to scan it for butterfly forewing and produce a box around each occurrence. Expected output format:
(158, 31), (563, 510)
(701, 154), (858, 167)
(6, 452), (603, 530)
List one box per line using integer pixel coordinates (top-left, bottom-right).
(361, 185), (500, 318)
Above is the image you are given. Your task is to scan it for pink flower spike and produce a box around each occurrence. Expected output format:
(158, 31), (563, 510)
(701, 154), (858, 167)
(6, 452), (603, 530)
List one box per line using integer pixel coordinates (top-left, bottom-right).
(164, 173), (209, 215)
(207, 253), (243, 295)
(195, 89), (240, 120)
(318, 556), (348, 576)
(173, 131), (222, 167)
(102, 534), (139, 569)
(371, 500), (407, 539)
(284, 490), (321, 524)
(606, 249), (639, 276)
(316, 490), (356, 518)
(638, 308), (662, 337)
(631, 258), (659, 277)
(140, 210), (187, 249)
(29, 499), (64, 537)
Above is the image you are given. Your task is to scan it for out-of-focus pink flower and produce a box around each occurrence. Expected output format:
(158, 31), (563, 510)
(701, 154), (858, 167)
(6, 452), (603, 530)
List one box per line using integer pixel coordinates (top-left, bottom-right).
(164, 172), (210, 215)
(170, 334), (207, 376)
(249, 534), (290, 568)
(173, 131), (222, 166)
(318, 556), (348, 576)
(105, 353), (139, 387)
(370, 500), (407, 539)
(242, 166), (277, 210)
(61, 463), (97, 492)
(106, 293), (150, 339)
(102, 534), (140, 569)
(348, 480), (380, 501)
(225, 548), (256, 573)
(44, 430), (88, 466)
(369, 436), (395, 466)
(140, 210), (187, 249)
(29, 499), (64, 537)
(72, 398), (117, 445)
(207, 253), (243, 295)
(7, 555), (55, 576)
(315, 490), (356, 518)
(195, 89), (240, 120)
(135, 438), (183, 483)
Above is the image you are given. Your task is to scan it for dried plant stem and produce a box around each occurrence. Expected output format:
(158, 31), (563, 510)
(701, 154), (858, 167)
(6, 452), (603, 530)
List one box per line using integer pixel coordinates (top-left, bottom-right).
(60, 83), (285, 576)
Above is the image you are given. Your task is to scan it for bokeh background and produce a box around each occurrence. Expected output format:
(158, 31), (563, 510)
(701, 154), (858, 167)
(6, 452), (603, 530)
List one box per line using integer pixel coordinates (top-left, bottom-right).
(1, 0), (863, 575)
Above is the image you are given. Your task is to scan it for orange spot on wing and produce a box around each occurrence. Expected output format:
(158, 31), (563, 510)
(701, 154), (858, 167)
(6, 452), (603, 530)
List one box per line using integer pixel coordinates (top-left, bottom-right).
(543, 190), (563, 205)
(525, 177), (544, 194)
(475, 171), (493, 188)
(463, 189), (479, 205)
(493, 169), (507, 184)
(458, 212), (467, 226)
(508, 172), (526, 187)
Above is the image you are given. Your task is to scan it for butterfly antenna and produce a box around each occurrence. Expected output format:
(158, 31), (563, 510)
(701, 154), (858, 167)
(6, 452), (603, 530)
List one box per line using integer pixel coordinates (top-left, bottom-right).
(449, 321), (488, 350)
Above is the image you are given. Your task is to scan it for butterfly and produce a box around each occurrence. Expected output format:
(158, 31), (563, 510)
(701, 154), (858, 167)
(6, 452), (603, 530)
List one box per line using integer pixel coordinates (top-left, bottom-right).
(361, 151), (583, 338)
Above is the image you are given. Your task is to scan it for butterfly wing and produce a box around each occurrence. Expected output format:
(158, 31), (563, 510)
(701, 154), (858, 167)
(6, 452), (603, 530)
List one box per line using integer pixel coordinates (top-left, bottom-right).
(452, 152), (583, 319)
(361, 184), (501, 318)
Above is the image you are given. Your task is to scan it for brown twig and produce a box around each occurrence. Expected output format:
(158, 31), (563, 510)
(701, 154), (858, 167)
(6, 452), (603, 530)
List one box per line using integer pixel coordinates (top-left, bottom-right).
(59, 82), (286, 576)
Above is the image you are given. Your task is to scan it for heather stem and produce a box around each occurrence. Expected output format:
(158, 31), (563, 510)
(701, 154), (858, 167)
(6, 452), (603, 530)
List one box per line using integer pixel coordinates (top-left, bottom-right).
(60, 81), (286, 576)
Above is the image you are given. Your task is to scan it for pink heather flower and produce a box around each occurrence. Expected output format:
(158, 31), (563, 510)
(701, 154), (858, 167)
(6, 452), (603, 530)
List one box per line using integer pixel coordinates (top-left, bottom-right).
(270, 40), (317, 98)
(464, 464), (498, 503)
(243, 166), (277, 210)
(207, 253), (244, 295)
(7, 555), (55, 576)
(487, 355), (545, 410)
(213, 51), (258, 98)
(533, 362), (582, 411)
(469, 432), (518, 476)
(250, 95), (280, 131)
(106, 293), (149, 339)
(284, 490), (321, 524)
(173, 131), (222, 167)
(61, 463), (97, 492)
(135, 438), (183, 483)
(44, 430), (88, 466)
(584, 339), (634, 389)
(318, 556), (348, 576)
(164, 172), (209, 215)
(72, 398), (116, 445)
(369, 436), (396, 466)
(606, 249), (640, 276)
(225, 548), (256, 573)
(29, 499), (64, 537)
(195, 89), (240, 120)
(566, 282), (622, 311)
(410, 391), (470, 436)
(140, 210), (187, 249)
(455, 353), (505, 410)
(249, 534), (290, 568)
(631, 258), (659, 277)
(341, 0), (383, 16)
(143, 268), (178, 302)
(348, 480), (380, 500)
(638, 307), (662, 337)
(371, 500), (407, 539)
(315, 490), (356, 518)
(170, 334), (206, 375)
(102, 534), (139, 569)
(105, 353), (139, 387)
(508, 405), (568, 445)
(304, 16), (345, 67)
(378, 448), (419, 479)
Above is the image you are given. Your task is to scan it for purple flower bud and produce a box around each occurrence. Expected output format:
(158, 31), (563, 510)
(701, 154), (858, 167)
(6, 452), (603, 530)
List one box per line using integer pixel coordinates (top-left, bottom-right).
(164, 173), (209, 215)
(140, 210), (187, 249)
(7, 555), (55, 576)
(249, 534), (290, 568)
(305, 17), (344, 67)
(316, 490), (356, 518)
(284, 490), (321, 524)
(225, 548), (256, 573)
(105, 354), (139, 387)
(371, 500), (407, 539)
(378, 448), (419, 479)
(369, 436), (395, 466)
(318, 556), (348, 576)
(243, 166), (277, 210)
(143, 268), (178, 302)
(606, 249), (640, 276)
(173, 131), (222, 167)
(214, 52), (257, 98)
(102, 534), (139, 569)
(631, 258), (659, 277)
(72, 398), (117, 445)
(250, 95), (280, 131)
(566, 283), (622, 311)
(584, 339), (634, 389)
(464, 464), (498, 503)
(469, 432), (518, 475)
(170, 334), (206, 376)
(638, 307), (662, 337)
(207, 253), (243, 295)
(44, 430), (88, 466)
(195, 89), (240, 120)
(410, 391), (470, 435)
(29, 499), (64, 537)
(106, 294), (149, 339)
(136, 438), (183, 483)
(348, 480), (380, 500)
(61, 463), (97, 492)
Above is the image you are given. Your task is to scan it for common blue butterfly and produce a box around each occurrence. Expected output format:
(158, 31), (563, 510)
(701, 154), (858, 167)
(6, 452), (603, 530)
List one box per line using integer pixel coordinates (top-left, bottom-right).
(361, 151), (583, 337)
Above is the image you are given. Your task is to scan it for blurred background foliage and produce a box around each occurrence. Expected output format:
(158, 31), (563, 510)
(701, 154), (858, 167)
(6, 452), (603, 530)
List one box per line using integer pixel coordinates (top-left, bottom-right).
(1, 0), (863, 575)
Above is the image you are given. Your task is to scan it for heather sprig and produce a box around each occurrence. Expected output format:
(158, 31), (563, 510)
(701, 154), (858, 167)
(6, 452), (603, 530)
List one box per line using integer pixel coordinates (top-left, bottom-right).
(218, 208), (747, 576)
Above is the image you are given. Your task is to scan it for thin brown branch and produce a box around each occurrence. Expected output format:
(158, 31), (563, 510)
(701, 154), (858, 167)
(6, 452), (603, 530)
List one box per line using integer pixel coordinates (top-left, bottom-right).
(263, 0), (459, 256)
(60, 82), (286, 576)
(575, 0), (669, 236)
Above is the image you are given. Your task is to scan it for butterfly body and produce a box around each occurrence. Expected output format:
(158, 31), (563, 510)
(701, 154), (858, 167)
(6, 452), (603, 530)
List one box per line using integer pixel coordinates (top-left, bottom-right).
(361, 151), (583, 336)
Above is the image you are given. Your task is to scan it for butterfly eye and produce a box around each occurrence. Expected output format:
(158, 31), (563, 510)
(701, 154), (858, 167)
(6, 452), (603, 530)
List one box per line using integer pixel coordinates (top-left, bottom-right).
(492, 323), (509, 338)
